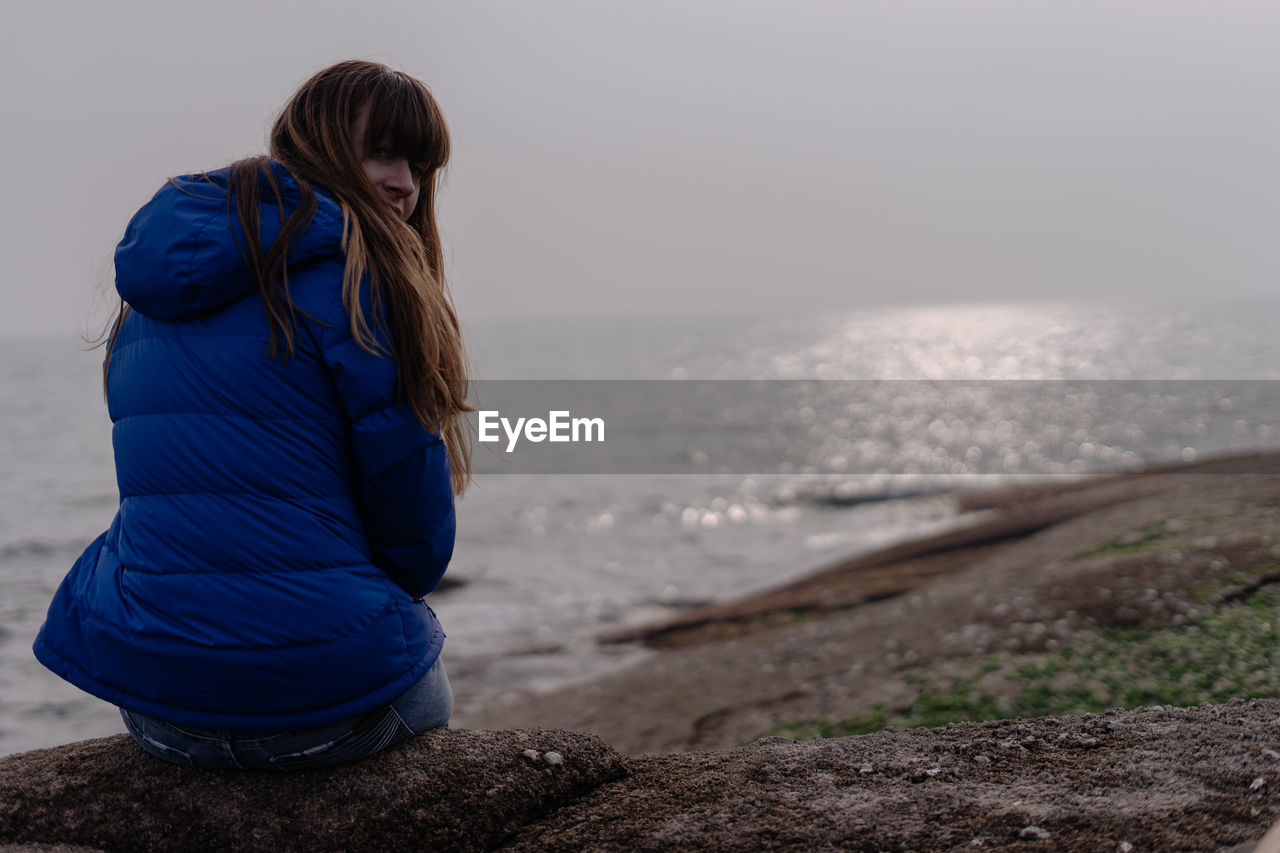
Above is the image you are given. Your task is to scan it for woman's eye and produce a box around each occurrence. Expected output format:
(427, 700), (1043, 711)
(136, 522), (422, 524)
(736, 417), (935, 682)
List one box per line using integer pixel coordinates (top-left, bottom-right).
(410, 163), (427, 178)
(373, 147), (392, 159)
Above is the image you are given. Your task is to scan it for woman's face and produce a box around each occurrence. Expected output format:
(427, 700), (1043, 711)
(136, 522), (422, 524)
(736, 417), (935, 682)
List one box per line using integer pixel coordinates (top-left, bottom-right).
(351, 104), (423, 222)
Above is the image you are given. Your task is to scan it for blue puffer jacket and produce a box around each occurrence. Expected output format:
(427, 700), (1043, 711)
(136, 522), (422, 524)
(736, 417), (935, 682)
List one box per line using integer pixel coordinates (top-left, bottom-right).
(33, 160), (454, 731)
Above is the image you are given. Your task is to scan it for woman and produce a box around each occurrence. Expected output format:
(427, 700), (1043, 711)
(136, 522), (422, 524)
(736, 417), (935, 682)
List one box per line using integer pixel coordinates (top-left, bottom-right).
(33, 60), (470, 769)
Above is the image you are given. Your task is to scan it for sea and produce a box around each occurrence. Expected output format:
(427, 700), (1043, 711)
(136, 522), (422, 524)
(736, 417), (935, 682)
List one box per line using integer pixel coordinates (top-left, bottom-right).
(4, 298), (1280, 756)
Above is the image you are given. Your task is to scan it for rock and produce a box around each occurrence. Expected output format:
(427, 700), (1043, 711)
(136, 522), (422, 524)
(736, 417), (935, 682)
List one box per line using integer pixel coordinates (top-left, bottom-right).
(0, 729), (624, 853)
(6, 702), (1280, 851)
(504, 705), (1280, 851)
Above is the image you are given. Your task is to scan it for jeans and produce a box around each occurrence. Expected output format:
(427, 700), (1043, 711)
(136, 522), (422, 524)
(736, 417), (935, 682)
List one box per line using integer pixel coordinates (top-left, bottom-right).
(120, 656), (452, 770)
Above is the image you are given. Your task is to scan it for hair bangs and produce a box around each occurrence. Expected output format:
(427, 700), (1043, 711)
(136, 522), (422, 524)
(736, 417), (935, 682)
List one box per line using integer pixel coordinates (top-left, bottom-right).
(361, 75), (448, 173)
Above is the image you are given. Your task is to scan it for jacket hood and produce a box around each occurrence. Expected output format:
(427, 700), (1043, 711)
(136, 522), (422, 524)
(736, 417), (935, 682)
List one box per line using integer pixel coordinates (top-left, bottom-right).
(114, 159), (345, 321)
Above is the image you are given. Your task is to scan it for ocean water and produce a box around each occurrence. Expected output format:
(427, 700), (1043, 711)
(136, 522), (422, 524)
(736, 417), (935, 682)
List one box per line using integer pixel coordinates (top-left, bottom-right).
(3, 299), (1279, 756)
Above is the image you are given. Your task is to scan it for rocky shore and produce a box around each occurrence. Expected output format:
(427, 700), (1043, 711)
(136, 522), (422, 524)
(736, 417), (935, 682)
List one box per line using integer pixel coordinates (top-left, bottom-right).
(2, 701), (1280, 851)
(463, 454), (1280, 755)
(6, 454), (1280, 850)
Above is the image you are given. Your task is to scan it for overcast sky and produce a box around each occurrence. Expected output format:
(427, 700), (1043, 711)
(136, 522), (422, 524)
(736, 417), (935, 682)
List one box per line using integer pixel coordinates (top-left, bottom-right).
(2, 0), (1277, 335)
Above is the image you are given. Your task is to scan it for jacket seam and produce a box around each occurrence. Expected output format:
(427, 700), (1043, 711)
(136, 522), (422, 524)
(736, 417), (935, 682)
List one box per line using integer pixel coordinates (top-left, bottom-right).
(181, 202), (233, 291)
(117, 561), (373, 576)
(117, 489), (350, 500)
(37, 622), (438, 719)
(78, 597), (400, 651)
(361, 439), (445, 488)
(317, 273), (351, 354)
(114, 411), (344, 423)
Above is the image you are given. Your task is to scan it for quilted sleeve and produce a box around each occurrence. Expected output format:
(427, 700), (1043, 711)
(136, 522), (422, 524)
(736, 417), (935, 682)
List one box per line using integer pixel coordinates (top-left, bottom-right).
(317, 275), (456, 599)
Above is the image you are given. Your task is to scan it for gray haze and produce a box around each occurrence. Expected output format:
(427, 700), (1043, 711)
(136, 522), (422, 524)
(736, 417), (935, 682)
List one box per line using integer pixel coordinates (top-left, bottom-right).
(2, 0), (1277, 334)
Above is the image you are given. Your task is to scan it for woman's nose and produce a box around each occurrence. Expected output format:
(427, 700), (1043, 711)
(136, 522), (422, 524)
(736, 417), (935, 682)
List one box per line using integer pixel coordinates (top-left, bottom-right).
(383, 160), (414, 195)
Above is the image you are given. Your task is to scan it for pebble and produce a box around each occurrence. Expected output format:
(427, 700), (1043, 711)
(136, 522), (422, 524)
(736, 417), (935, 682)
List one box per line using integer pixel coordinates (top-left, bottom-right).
(1118, 842), (1134, 852)
(859, 764), (873, 774)
(1263, 749), (1280, 760)
(1250, 776), (1266, 792)
(1018, 826), (1051, 840)
(522, 749), (540, 761)
(544, 751), (564, 765)
(973, 755), (991, 765)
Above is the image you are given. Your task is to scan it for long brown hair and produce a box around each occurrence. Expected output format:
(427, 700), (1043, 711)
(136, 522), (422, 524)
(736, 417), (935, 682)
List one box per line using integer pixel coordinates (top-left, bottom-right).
(107, 60), (472, 493)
